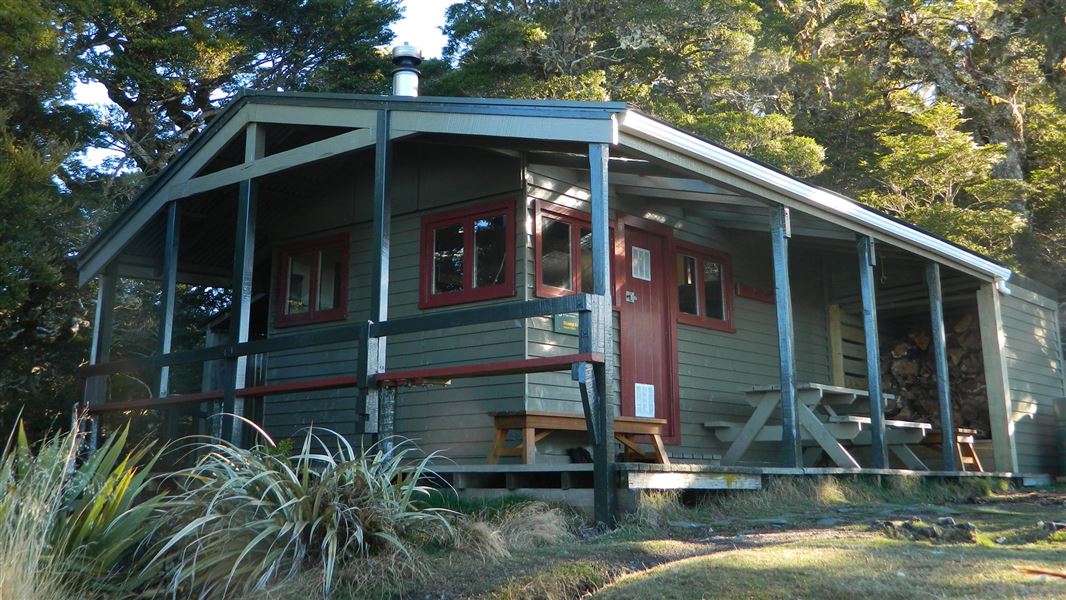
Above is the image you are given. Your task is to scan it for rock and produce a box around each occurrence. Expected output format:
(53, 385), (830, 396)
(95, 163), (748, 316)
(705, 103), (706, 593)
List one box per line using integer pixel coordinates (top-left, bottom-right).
(996, 536), (1007, 544)
(941, 522), (977, 543)
(750, 517), (791, 527)
(816, 518), (843, 527)
(936, 517), (957, 527)
(667, 520), (706, 530)
(1041, 521), (1066, 532)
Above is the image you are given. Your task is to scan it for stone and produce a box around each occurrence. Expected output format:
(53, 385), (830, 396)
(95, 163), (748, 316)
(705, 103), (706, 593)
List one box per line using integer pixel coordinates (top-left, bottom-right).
(667, 520), (706, 530)
(1041, 521), (1066, 532)
(936, 517), (957, 527)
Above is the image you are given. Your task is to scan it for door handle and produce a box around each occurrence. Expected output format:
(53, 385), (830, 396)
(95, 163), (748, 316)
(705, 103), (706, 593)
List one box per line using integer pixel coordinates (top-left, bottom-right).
(625, 291), (638, 303)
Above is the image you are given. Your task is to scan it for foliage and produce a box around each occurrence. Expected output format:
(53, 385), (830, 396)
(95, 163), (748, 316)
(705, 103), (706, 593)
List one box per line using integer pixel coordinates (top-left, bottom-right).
(859, 100), (1027, 261)
(435, 0), (1066, 284)
(0, 421), (80, 599)
(0, 0), (97, 439)
(430, 0), (826, 178)
(64, 0), (402, 176)
(147, 426), (452, 597)
(0, 420), (165, 596)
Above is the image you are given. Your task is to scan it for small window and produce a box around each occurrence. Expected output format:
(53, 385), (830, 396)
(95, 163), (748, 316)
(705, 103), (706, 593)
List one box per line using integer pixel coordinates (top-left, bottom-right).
(419, 200), (515, 308)
(275, 234), (349, 326)
(674, 242), (734, 332)
(535, 202), (611, 297)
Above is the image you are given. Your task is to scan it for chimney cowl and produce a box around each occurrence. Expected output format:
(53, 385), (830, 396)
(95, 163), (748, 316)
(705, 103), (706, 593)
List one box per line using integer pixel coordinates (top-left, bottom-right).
(391, 44), (422, 97)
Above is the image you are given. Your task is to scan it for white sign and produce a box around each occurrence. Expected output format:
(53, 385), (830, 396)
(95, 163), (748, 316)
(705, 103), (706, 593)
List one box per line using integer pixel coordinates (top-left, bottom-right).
(631, 246), (652, 281)
(635, 383), (656, 418)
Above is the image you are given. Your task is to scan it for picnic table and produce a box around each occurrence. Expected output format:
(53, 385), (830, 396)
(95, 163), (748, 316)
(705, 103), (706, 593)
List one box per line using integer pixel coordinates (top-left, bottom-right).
(704, 383), (932, 469)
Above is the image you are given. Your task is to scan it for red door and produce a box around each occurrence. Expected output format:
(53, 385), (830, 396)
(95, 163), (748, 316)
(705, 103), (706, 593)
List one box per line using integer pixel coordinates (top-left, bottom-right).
(620, 226), (675, 440)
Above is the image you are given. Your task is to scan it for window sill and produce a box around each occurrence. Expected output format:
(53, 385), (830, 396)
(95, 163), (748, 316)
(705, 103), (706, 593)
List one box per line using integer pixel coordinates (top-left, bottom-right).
(418, 285), (515, 310)
(273, 311), (348, 328)
(677, 313), (735, 333)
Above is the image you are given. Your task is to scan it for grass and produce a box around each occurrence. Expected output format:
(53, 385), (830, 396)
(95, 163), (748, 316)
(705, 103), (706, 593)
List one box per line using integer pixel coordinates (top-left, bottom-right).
(342, 479), (1066, 600)
(594, 535), (1066, 599)
(0, 421), (162, 599)
(626, 476), (1007, 529)
(0, 425), (79, 600)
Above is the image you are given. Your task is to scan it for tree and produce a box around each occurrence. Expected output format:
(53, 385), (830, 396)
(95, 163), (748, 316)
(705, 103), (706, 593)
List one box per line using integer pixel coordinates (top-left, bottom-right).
(860, 100), (1027, 261)
(0, 0), (98, 436)
(431, 0), (827, 177)
(65, 0), (402, 176)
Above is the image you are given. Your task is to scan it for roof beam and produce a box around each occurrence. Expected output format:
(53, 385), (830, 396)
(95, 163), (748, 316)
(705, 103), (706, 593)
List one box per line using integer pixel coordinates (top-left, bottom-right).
(616, 185), (756, 207)
(391, 110), (616, 143)
(167, 128), (376, 201)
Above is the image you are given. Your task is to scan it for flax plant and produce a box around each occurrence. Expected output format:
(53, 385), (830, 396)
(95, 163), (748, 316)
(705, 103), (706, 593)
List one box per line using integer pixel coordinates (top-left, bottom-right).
(0, 420), (164, 598)
(149, 423), (452, 598)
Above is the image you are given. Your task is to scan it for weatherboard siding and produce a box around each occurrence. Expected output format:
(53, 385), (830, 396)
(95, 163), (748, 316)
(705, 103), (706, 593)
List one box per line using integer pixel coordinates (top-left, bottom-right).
(262, 144), (525, 461)
(1000, 284), (1065, 474)
(523, 166), (832, 465)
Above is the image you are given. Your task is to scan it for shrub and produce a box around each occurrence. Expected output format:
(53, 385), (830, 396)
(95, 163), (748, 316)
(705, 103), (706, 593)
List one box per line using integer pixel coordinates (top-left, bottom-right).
(147, 426), (452, 598)
(0, 420), (164, 598)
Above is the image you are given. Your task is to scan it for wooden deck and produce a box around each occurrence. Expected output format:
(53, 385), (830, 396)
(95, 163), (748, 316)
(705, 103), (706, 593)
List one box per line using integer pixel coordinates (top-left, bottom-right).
(425, 462), (1048, 515)
(428, 462), (1041, 490)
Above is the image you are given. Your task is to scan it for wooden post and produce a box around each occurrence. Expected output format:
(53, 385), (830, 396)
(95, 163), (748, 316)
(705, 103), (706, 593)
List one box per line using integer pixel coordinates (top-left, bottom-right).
(221, 123), (264, 445)
(856, 235), (887, 468)
(769, 205), (801, 468)
(83, 262), (118, 449)
(976, 281), (1019, 472)
(362, 109), (393, 448)
(926, 263), (957, 471)
(158, 202), (180, 438)
(587, 142), (615, 525)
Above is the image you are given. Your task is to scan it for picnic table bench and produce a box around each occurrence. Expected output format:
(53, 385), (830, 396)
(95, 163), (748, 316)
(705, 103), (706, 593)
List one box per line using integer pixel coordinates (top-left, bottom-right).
(704, 383), (934, 469)
(488, 410), (670, 465)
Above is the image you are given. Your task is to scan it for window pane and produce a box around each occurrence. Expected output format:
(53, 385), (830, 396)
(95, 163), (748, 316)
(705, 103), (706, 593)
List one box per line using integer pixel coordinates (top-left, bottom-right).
(579, 227), (593, 293)
(540, 217), (571, 290)
(433, 223), (464, 293)
(474, 215), (507, 288)
(317, 247), (343, 311)
(286, 253), (313, 315)
(677, 255), (699, 315)
(703, 260), (725, 319)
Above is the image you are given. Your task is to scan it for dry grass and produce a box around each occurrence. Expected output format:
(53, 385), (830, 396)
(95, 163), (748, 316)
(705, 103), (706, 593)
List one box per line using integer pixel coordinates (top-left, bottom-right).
(452, 500), (577, 562)
(0, 429), (80, 600)
(253, 547), (430, 600)
(455, 517), (511, 561)
(497, 501), (576, 550)
(628, 490), (684, 529)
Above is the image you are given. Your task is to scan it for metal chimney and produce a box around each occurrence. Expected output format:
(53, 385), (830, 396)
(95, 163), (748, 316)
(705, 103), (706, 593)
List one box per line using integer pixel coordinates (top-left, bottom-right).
(391, 44), (423, 97)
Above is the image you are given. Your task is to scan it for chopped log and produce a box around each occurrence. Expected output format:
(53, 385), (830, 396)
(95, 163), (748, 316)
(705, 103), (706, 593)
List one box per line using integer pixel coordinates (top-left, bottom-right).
(880, 308), (989, 436)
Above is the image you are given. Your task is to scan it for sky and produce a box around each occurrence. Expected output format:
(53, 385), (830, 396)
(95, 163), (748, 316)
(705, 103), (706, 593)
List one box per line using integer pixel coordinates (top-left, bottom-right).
(72, 0), (455, 166)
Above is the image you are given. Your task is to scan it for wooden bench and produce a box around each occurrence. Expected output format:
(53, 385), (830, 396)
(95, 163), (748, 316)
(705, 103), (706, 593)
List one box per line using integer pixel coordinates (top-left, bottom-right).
(488, 410), (670, 465)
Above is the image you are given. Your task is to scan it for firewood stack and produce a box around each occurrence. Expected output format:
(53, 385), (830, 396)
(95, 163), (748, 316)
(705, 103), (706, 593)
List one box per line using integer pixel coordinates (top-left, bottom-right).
(881, 311), (989, 435)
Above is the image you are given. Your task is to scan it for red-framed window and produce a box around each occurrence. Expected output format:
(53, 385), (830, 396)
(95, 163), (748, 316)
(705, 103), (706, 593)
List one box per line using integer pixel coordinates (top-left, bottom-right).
(534, 201), (616, 298)
(274, 233), (349, 327)
(419, 199), (516, 309)
(674, 241), (734, 332)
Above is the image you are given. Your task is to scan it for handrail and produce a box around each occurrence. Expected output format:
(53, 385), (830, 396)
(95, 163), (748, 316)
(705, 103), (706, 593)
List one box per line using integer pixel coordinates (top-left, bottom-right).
(370, 294), (591, 337)
(80, 323), (368, 378)
(81, 294), (596, 379)
(86, 375), (361, 413)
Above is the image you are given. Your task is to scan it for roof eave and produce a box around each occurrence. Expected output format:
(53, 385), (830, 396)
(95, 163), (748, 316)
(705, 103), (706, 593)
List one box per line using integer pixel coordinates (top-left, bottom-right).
(617, 110), (1012, 284)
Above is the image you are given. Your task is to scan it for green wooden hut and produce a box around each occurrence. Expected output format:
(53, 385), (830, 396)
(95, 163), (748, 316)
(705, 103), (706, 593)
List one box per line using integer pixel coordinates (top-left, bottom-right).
(78, 53), (1064, 522)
